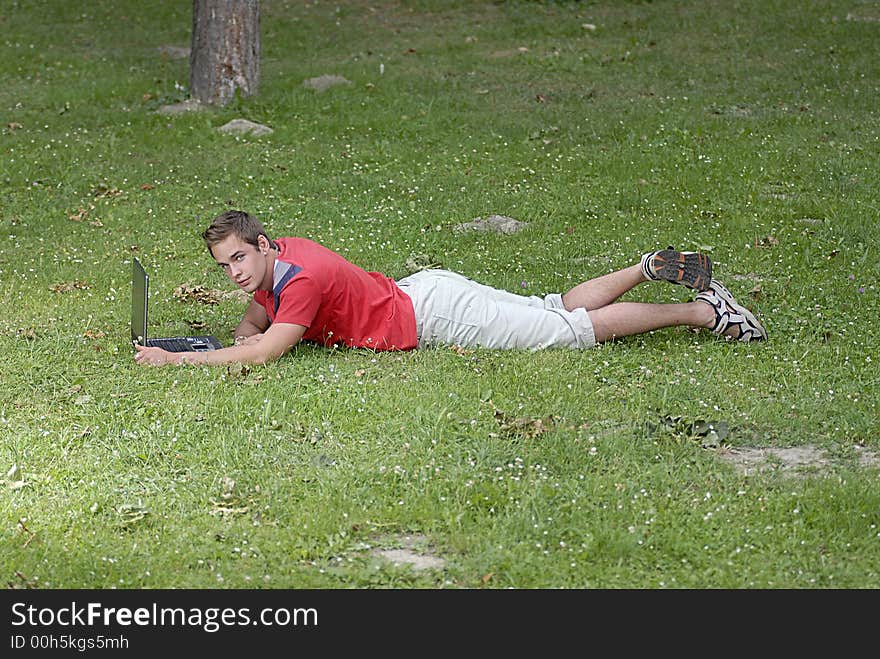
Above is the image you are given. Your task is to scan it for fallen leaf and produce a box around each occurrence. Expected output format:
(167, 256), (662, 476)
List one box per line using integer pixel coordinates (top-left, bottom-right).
(220, 476), (236, 498)
(226, 362), (251, 378)
(209, 477), (252, 516)
(755, 235), (779, 248)
(404, 253), (441, 273)
(67, 204), (95, 222)
(493, 407), (557, 439)
(116, 504), (150, 527)
(209, 502), (249, 517)
(173, 284), (222, 305)
(49, 280), (89, 293)
(92, 184), (122, 198)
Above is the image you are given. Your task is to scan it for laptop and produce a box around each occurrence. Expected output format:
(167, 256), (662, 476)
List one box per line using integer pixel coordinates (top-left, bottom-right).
(131, 257), (224, 352)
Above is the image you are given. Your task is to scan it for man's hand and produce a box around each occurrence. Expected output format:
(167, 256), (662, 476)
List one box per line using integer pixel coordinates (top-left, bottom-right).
(134, 344), (176, 367)
(234, 333), (264, 346)
(132, 323), (305, 368)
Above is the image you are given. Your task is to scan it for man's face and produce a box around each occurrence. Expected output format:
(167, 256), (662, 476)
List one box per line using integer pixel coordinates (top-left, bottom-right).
(210, 234), (269, 293)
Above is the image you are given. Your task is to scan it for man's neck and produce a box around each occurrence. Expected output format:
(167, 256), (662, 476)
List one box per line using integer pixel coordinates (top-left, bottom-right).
(259, 245), (279, 291)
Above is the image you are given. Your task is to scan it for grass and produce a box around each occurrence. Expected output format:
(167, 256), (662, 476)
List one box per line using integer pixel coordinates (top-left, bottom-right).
(0, 0), (878, 589)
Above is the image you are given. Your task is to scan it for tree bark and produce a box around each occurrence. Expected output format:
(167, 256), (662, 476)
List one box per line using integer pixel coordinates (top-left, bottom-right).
(190, 0), (260, 106)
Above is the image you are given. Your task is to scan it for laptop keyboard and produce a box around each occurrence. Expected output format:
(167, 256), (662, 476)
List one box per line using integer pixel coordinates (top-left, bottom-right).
(147, 337), (196, 352)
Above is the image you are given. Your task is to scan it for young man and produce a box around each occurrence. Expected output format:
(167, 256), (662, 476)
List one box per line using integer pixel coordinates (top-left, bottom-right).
(133, 210), (767, 367)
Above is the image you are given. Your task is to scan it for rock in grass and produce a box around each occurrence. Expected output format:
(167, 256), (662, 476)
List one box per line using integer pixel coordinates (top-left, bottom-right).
(303, 74), (351, 92)
(453, 214), (527, 235)
(217, 118), (274, 136)
(156, 98), (204, 115)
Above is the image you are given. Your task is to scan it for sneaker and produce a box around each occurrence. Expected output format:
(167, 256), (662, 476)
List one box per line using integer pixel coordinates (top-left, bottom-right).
(641, 248), (713, 291)
(696, 279), (767, 342)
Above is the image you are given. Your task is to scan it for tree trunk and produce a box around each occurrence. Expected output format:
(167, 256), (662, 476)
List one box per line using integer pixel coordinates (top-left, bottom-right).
(190, 0), (260, 106)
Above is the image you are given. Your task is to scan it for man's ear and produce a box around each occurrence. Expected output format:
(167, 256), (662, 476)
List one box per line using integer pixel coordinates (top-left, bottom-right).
(257, 235), (270, 254)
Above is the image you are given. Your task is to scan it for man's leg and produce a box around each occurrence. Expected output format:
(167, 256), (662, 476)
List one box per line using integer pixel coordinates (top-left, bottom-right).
(561, 264), (646, 311)
(561, 249), (713, 311)
(560, 256), (714, 343)
(587, 300), (714, 343)
(405, 251), (764, 347)
(558, 254), (764, 343)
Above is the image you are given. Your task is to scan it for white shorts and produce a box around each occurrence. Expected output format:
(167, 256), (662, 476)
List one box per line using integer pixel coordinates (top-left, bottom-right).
(396, 269), (596, 350)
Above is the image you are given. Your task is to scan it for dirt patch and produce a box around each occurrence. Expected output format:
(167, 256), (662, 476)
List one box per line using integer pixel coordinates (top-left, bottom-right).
(855, 445), (880, 469)
(717, 444), (880, 478)
(370, 533), (446, 571)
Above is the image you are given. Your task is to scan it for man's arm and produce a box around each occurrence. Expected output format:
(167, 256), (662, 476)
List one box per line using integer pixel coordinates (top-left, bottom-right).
(134, 322), (307, 367)
(233, 299), (271, 344)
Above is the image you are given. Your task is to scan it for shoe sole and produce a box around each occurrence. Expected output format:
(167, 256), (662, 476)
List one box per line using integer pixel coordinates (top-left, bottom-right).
(650, 250), (712, 291)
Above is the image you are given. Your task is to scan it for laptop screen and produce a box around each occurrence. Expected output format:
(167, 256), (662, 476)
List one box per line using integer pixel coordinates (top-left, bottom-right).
(131, 258), (149, 345)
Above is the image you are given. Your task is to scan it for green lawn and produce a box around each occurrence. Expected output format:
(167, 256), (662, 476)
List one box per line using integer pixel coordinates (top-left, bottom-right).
(0, 0), (877, 589)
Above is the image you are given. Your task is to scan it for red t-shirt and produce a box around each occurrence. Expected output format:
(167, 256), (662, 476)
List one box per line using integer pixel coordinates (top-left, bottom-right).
(253, 237), (418, 351)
